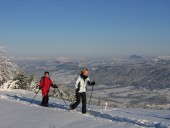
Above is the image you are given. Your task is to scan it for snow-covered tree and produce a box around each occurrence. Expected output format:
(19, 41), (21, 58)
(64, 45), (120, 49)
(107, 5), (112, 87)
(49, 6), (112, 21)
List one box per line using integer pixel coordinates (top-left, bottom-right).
(13, 70), (38, 90)
(0, 45), (18, 85)
(28, 74), (38, 91)
(13, 70), (30, 90)
(0, 80), (19, 90)
(0, 45), (38, 90)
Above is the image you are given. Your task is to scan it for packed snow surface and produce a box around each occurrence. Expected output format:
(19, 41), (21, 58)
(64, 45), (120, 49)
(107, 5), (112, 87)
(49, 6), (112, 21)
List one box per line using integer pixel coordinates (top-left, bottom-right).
(0, 89), (169, 128)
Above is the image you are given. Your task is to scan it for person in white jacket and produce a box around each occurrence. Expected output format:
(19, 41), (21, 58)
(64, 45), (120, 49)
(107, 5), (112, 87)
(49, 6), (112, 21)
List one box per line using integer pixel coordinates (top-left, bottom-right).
(70, 68), (95, 114)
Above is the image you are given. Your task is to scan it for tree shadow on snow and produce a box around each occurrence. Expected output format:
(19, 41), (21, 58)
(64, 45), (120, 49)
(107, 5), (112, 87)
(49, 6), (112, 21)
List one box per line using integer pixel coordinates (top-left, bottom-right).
(89, 110), (167, 128)
(5, 94), (69, 110)
(117, 109), (170, 120)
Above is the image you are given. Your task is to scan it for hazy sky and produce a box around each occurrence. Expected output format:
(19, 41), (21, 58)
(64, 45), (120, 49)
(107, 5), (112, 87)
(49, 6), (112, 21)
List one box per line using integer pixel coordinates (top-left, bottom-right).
(0, 0), (170, 57)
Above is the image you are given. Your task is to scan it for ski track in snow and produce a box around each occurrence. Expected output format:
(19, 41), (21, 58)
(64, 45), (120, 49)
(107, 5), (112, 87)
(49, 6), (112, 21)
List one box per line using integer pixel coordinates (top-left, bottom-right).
(0, 90), (170, 128)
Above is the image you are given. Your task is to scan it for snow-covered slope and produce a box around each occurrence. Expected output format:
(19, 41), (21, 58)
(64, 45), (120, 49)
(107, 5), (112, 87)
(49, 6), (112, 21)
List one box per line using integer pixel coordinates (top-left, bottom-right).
(0, 89), (169, 128)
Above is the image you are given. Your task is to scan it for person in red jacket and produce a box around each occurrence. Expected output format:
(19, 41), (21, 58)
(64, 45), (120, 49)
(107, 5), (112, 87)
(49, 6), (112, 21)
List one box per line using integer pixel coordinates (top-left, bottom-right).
(39, 71), (58, 107)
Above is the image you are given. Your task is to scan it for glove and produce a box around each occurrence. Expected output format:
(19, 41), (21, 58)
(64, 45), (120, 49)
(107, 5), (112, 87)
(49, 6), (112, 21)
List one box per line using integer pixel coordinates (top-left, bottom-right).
(53, 84), (58, 88)
(91, 81), (96, 86)
(87, 81), (95, 86)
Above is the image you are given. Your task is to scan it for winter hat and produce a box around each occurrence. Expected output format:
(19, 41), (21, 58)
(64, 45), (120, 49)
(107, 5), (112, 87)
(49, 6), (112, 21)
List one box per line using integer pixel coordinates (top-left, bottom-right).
(44, 71), (49, 75)
(81, 68), (88, 75)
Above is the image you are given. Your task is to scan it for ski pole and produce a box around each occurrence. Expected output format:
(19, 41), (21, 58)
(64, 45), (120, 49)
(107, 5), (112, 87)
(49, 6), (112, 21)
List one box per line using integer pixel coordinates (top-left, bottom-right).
(30, 90), (39, 104)
(57, 88), (68, 107)
(88, 84), (95, 109)
(88, 70), (97, 109)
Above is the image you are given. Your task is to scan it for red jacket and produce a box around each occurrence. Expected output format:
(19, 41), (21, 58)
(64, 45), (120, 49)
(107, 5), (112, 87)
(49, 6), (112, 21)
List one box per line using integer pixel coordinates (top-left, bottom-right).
(39, 77), (53, 96)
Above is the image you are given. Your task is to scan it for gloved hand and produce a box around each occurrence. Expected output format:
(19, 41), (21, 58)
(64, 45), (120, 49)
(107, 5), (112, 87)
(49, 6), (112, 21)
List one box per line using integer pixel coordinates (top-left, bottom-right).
(53, 84), (58, 88)
(91, 81), (96, 86)
(88, 81), (96, 86)
(39, 86), (42, 90)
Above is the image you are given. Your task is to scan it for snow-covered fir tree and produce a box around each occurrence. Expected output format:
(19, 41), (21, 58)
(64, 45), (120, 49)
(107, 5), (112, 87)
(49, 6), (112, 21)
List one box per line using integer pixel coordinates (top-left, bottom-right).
(0, 45), (18, 86)
(0, 45), (37, 90)
(12, 70), (37, 90)
(27, 74), (38, 91)
(13, 70), (30, 90)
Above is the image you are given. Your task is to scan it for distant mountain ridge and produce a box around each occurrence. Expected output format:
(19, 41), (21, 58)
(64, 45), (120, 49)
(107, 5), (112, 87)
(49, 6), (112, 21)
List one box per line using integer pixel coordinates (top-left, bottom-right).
(129, 55), (143, 60)
(15, 56), (170, 90)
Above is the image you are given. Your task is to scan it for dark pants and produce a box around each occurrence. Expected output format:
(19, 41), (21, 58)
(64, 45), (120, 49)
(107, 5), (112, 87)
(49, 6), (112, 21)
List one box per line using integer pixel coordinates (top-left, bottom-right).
(71, 92), (87, 114)
(41, 95), (49, 107)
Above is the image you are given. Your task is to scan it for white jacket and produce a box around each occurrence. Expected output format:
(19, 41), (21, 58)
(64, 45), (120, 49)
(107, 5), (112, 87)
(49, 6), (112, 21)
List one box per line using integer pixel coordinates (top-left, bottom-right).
(75, 76), (90, 93)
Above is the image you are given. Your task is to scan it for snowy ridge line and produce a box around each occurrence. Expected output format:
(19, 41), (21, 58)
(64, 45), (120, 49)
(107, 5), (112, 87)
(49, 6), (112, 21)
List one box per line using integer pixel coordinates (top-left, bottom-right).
(0, 94), (169, 128)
